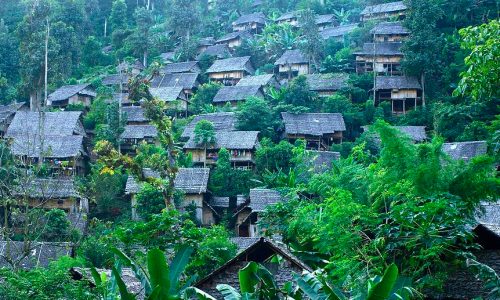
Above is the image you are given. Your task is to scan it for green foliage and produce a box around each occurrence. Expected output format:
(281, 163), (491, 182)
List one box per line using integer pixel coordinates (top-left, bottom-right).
(255, 139), (295, 174)
(208, 148), (255, 197)
(283, 75), (316, 108)
(454, 19), (500, 102)
(136, 183), (166, 220)
(194, 120), (216, 146)
(191, 83), (222, 114)
(0, 257), (97, 300)
(42, 209), (72, 242)
(110, 0), (127, 32)
(236, 97), (276, 139)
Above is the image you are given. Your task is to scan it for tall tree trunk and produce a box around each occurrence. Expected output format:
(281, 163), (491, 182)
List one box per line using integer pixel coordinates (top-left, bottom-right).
(421, 73), (426, 107)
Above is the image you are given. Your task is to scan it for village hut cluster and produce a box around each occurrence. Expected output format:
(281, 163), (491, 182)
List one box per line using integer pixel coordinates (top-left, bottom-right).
(0, 2), (497, 297)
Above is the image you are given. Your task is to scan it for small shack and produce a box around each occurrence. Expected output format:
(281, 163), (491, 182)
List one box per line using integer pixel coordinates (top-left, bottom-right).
(236, 74), (280, 92)
(276, 11), (300, 27)
(320, 23), (359, 41)
(174, 168), (213, 225)
(149, 87), (189, 114)
(355, 42), (403, 75)
(360, 1), (407, 22)
(197, 44), (232, 60)
(117, 60), (145, 75)
(213, 85), (263, 106)
(181, 112), (237, 140)
(442, 141), (488, 162)
(47, 84), (96, 108)
(195, 237), (312, 299)
(315, 14), (336, 30)
(159, 61), (200, 74)
(0, 102), (26, 137)
(281, 112), (346, 150)
(102, 74), (130, 93)
(183, 131), (260, 169)
(206, 56), (255, 86)
(215, 31), (252, 49)
(374, 76), (422, 114)
(119, 125), (158, 155)
(122, 106), (150, 125)
(305, 73), (349, 97)
(274, 49), (309, 79)
(232, 12), (266, 33)
(370, 22), (409, 42)
(150, 73), (200, 98)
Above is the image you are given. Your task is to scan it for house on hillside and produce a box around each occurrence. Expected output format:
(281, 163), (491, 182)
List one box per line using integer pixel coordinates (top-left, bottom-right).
(119, 125), (158, 155)
(209, 195), (247, 219)
(159, 61), (200, 74)
(232, 12), (266, 33)
(181, 112), (237, 140)
(213, 85), (263, 107)
(276, 11), (300, 27)
(315, 14), (336, 30)
(370, 22), (409, 42)
(215, 31), (253, 49)
(122, 106), (150, 125)
(355, 42), (403, 75)
(0, 241), (73, 269)
(274, 49), (309, 79)
(426, 202), (500, 299)
(0, 102), (26, 137)
(150, 73), (200, 98)
(174, 168), (213, 225)
(234, 189), (286, 237)
(183, 131), (260, 169)
(102, 74), (130, 93)
(47, 84), (96, 108)
(305, 73), (349, 97)
(197, 37), (215, 53)
(9, 135), (87, 176)
(117, 60), (145, 75)
(13, 178), (88, 214)
(320, 23), (359, 41)
(442, 141), (487, 162)
(362, 125), (427, 144)
(149, 87), (189, 115)
(206, 56), (255, 86)
(360, 1), (407, 22)
(125, 168), (161, 220)
(195, 237), (312, 298)
(6, 111), (86, 138)
(281, 112), (346, 150)
(373, 76), (422, 114)
(236, 74), (280, 92)
(196, 44), (232, 60)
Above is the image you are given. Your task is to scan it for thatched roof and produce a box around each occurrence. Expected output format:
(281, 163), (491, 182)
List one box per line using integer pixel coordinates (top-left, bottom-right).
(125, 168), (161, 195)
(236, 74), (279, 88)
(102, 74), (130, 86)
(355, 42), (403, 55)
(48, 84), (95, 103)
(117, 60), (145, 72)
(276, 11), (299, 22)
(150, 87), (186, 102)
(174, 168), (210, 194)
(206, 56), (254, 74)
(160, 61), (200, 74)
(477, 201), (500, 237)
(0, 102), (25, 125)
(181, 112), (237, 139)
(274, 49), (308, 65)
(362, 125), (427, 143)
(281, 112), (346, 136)
(120, 125), (157, 139)
(315, 14), (335, 25)
(0, 241), (72, 269)
(442, 141), (487, 162)
(320, 23), (359, 39)
(305, 73), (349, 92)
(213, 85), (263, 103)
(248, 188), (285, 212)
(183, 131), (259, 150)
(216, 31), (252, 43)
(196, 44), (232, 60)
(160, 52), (175, 62)
(9, 135), (85, 158)
(122, 106), (149, 123)
(361, 1), (407, 15)
(150, 73), (199, 89)
(13, 178), (81, 199)
(230, 237), (261, 251)
(6, 111), (85, 138)
(233, 12), (266, 25)
(198, 37), (215, 46)
(370, 22), (409, 35)
(375, 76), (421, 90)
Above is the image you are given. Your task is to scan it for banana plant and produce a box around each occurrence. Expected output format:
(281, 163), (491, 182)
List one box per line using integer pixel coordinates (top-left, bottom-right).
(93, 246), (212, 300)
(216, 261), (284, 300)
